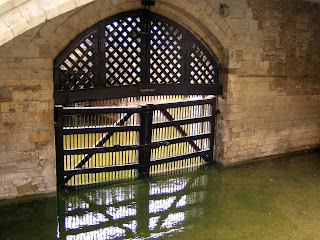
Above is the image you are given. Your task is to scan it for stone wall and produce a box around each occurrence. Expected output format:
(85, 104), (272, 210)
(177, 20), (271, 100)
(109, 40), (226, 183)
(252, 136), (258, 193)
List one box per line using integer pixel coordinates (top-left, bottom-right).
(0, 0), (319, 199)
(216, 0), (320, 164)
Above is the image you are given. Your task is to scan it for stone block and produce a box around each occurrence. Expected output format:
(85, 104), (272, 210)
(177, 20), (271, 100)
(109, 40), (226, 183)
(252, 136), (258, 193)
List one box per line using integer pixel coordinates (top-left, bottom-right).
(39, 44), (51, 58)
(44, 58), (54, 70)
(40, 90), (53, 100)
(56, 0), (76, 15)
(0, 85), (12, 102)
(0, 162), (18, 175)
(40, 130), (51, 142)
(16, 184), (39, 195)
(18, 0), (46, 27)
(0, 187), (10, 199)
(32, 122), (53, 131)
(46, 181), (56, 191)
(39, 0), (59, 20)
(7, 151), (27, 163)
(13, 132), (28, 144)
(0, 22), (14, 46)
(28, 131), (41, 143)
(16, 143), (35, 152)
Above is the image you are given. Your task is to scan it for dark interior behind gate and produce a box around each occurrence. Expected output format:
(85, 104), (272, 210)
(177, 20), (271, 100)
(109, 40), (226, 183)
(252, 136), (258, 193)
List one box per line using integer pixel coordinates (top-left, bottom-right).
(54, 9), (222, 187)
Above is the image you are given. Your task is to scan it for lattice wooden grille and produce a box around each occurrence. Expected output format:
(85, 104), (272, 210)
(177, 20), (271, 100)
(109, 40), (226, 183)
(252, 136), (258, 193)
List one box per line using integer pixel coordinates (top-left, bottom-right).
(190, 43), (216, 84)
(58, 35), (96, 90)
(54, 10), (220, 93)
(149, 17), (183, 84)
(103, 16), (143, 86)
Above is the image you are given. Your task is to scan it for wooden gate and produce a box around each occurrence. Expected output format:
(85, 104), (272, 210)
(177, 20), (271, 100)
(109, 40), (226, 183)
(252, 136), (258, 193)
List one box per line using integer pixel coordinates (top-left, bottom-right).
(53, 9), (222, 105)
(55, 98), (218, 187)
(54, 9), (223, 187)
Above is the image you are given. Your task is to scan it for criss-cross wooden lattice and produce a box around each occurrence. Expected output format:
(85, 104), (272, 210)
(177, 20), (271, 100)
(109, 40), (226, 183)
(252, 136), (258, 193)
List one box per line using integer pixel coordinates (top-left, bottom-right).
(149, 16), (184, 84)
(103, 15), (143, 86)
(56, 34), (97, 90)
(54, 10), (222, 104)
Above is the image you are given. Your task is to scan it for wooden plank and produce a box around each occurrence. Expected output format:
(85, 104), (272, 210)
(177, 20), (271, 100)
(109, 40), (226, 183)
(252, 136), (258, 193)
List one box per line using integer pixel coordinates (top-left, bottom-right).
(55, 106), (65, 188)
(54, 83), (223, 105)
(62, 106), (140, 115)
(150, 133), (210, 149)
(64, 144), (140, 155)
(64, 163), (139, 177)
(151, 98), (215, 109)
(208, 99), (216, 162)
(63, 125), (140, 135)
(64, 112), (134, 184)
(158, 108), (209, 161)
(150, 150), (210, 165)
(152, 116), (212, 129)
(138, 106), (147, 176)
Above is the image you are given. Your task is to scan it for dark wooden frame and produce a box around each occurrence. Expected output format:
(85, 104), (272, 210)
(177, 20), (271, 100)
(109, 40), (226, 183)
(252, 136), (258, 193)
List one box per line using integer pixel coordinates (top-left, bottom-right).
(55, 98), (218, 187)
(53, 9), (222, 105)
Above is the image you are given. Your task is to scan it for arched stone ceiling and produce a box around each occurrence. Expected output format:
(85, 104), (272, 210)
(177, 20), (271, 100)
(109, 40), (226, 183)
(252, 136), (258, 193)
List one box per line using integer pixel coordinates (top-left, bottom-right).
(0, 0), (95, 45)
(0, 0), (318, 47)
(0, 0), (235, 55)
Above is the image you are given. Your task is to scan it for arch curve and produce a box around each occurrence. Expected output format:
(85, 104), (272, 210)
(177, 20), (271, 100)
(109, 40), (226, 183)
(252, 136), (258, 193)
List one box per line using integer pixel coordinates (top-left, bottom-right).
(54, 9), (223, 104)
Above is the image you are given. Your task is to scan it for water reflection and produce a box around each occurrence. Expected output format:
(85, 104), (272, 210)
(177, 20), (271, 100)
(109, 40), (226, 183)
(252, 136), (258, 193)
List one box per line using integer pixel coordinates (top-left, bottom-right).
(57, 172), (209, 239)
(1, 151), (319, 239)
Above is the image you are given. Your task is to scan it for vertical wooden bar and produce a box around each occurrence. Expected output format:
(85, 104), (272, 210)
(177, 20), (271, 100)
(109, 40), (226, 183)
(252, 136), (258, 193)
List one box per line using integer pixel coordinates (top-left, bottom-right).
(145, 105), (154, 175)
(138, 105), (153, 177)
(140, 10), (148, 83)
(55, 105), (65, 188)
(208, 98), (216, 163)
(138, 106), (147, 176)
(96, 23), (105, 87)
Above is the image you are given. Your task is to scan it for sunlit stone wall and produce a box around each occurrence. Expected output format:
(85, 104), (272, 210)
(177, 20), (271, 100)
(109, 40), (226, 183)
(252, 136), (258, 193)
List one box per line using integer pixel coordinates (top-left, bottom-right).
(0, 0), (319, 199)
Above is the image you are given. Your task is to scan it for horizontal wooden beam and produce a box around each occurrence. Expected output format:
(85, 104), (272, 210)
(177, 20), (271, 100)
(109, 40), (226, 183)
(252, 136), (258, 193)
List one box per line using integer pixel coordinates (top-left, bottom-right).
(150, 133), (211, 149)
(63, 125), (140, 135)
(64, 144), (140, 155)
(152, 116), (212, 129)
(54, 83), (223, 105)
(64, 163), (139, 177)
(150, 150), (210, 165)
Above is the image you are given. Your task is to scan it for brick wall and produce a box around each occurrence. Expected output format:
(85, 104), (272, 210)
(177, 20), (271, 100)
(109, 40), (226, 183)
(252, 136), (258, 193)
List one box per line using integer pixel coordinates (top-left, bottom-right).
(0, 0), (319, 199)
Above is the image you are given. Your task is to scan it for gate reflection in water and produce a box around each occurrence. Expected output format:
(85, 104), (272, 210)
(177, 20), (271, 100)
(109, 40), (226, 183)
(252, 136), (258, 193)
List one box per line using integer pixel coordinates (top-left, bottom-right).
(57, 169), (210, 239)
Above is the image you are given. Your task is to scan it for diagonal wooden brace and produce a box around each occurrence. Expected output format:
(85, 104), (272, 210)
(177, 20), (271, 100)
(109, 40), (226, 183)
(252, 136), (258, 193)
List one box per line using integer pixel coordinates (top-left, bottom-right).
(64, 112), (134, 183)
(159, 109), (210, 162)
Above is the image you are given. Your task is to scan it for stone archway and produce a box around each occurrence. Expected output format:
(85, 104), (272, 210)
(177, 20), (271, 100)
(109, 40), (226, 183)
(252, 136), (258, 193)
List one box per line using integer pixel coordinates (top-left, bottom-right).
(53, 8), (223, 187)
(0, 0), (232, 198)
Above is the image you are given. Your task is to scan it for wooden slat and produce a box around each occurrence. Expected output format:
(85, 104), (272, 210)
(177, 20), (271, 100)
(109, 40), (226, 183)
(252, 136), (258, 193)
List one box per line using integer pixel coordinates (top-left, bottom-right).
(157, 108), (210, 162)
(150, 150), (210, 165)
(64, 112), (134, 184)
(152, 116), (212, 129)
(151, 98), (215, 109)
(54, 84), (223, 105)
(64, 144), (140, 155)
(150, 133), (210, 149)
(63, 125), (140, 135)
(64, 163), (139, 177)
(62, 106), (140, 115)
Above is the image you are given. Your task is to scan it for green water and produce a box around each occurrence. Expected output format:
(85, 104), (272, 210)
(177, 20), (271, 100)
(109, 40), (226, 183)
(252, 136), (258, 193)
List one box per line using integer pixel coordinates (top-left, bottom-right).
(1, 150), (320, 240)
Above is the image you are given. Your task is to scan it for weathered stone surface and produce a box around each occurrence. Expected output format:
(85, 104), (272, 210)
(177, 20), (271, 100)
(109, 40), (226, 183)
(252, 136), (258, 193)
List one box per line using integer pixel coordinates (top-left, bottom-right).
(16, 184), (39, 195)
(0, 0), (319, 200)
(0, 85), (12, 102)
